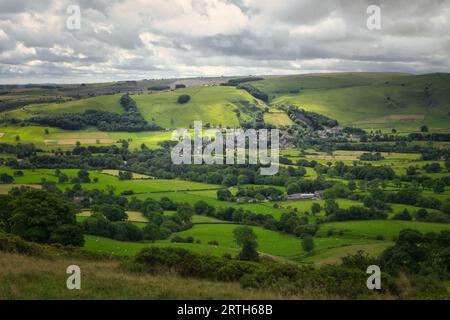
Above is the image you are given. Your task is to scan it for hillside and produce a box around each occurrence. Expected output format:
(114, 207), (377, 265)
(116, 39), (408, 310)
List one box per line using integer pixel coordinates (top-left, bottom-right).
(132, 85), (265, 128)
(1, 73), (449, 133)
(249, 73), (450, 133)
(2, 94), (124, 120)
(0, 251), (291, 299)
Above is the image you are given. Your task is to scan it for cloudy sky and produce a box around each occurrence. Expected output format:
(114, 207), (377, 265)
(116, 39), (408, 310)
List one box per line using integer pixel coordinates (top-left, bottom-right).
(0, 0), (449, 84)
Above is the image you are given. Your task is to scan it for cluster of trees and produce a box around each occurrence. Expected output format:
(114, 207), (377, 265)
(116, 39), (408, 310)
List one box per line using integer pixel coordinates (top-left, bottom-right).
(0, 143), (36, 158)
(408, 132), (450, 142)
(342, 127), (367, 136)
(336, 142), (450, 161)
(118, 171), (133, 180)
(381, 230), (450, 282)
(359, 152), (385, 161)
(82, 212), (143, 242)
(232, 187), (284, 202)
(236, 84), (269, 102)
(0, 189), (84, 246)
(132, 246), (400, 299)
(119, 94), (139, 112)
(29, 109), (160, 132)
(322, 161), (396, 181)
(325, 201), (388, 221)
(342, 229), (450, 286)
(223, 77), (264, 86)
(9, 153), (123, 169)
(0, 173), (14, 184)
(13, 143), (306, 188)
(147, 85), (170, 91)
(286, 177), (330, 194)
(28, 94), (161, 132)
(284, 105), (338, 130)
(81, 197), (194, 242)
(194, 200), (318, 238)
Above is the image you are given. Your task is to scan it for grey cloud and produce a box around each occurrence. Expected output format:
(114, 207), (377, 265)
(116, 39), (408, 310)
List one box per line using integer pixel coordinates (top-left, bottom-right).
(0, 0), (449, 83)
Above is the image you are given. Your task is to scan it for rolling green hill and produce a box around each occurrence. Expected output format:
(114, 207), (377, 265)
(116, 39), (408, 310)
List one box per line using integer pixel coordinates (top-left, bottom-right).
(132, 86), (264, 128)
(2, 73), (449, 133)
(2, 94), (123, 120)
(249, 73), (450, 132)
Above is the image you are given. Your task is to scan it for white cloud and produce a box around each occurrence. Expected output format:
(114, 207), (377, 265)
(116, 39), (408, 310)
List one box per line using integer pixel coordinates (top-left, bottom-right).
(0, 0), (448, 83)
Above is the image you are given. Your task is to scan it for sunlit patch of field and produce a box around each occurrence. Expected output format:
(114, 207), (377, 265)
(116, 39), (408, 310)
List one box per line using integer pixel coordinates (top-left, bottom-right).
(2, 94), (123, 120)
(304, 242), (394, 265)
(351, 114), (425, 125)
(0, 184), (42, 194)
(263, 112), (294, 126)
(100, 170), (153, 179)
(132, 86), (264, 128)
(317, 220), (450, 241)
(77, 210), (149, 223)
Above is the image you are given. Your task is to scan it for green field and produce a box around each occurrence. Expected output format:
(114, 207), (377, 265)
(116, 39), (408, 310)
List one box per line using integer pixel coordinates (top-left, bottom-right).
(0, 125), (176, 150)
(250, 73), (450, 132)
(83, 223), (378, 259)
(317, 220), (450, 240)
(1, 72), (449, 270)
(132, 86), (264, 128)
(263, 112), (294, 126)
(3, 94), (123, 120)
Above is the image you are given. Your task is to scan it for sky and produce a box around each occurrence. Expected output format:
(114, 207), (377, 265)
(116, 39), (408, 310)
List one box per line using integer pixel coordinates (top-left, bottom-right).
(0, 0), (449, 84)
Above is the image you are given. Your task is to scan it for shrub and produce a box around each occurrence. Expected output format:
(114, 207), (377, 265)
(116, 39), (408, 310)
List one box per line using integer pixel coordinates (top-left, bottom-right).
(177, 94), (191, 104)
(171, 236), (194, 243)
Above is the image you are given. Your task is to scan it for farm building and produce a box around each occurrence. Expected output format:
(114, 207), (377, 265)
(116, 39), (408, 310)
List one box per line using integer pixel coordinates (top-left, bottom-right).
(287, 191), (323, 201)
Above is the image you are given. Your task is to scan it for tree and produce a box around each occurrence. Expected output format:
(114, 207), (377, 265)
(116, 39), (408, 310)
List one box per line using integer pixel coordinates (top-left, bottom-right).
(0, 195), (14, 232)
(0, 173), (14, 184)
(194, 200), (214, 216)
(415, 208), (429, 221)
(348, 180), (357, 192)
(233, 226), (259, 261)
(392, 209), (412, 221)
(406, 166), (417, 176)
(433, 181), (445, 194)
(420, 125), (429, 132)
(118, 171), (133, 180)
(176, 203), (194, 224)
(9, 189), (83, 246)
(324, 199), (339, 215)
(441, 201), (450, 215)
(286, 182), (300, 195)
(301, 234), (314, 254)
(217, 189), (232, 201)
(311, 203), (321, 215)
(50, 224), (84, 246)
(58, 173), (69, 184)
(77, 169), (91, 183)
(95, 204), (128, 222)
(177, 94), (191, 104)
(142, 222), (161, 241)
(222, 174), (237, 187)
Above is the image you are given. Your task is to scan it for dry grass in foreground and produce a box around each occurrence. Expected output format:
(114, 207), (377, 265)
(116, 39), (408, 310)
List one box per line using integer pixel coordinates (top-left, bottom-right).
(0, 252), (305, 300)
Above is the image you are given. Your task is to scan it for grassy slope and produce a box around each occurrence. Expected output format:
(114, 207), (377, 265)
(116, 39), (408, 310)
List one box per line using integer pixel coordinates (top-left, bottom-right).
(3, 94), (123, 120)
(0, 252), (293, 299)
(250, 73), (450, 132)
(132, 86), (264, 128)
(264, 112), (294, 126)
(317, 220), (450, 240)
